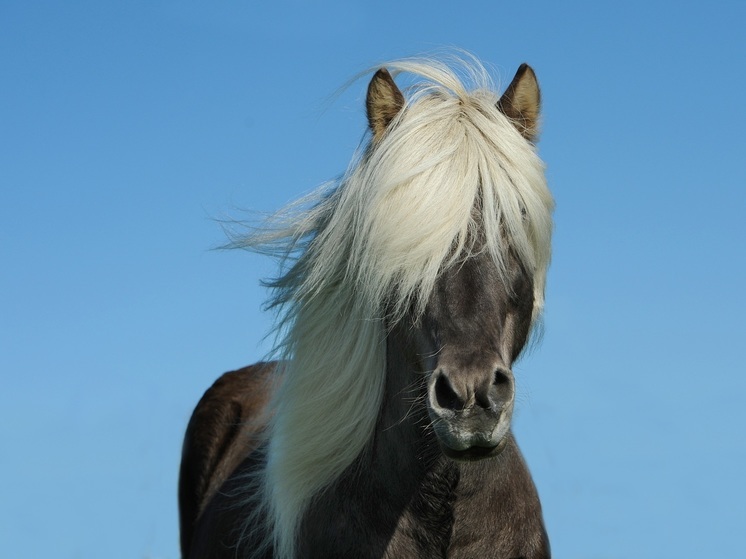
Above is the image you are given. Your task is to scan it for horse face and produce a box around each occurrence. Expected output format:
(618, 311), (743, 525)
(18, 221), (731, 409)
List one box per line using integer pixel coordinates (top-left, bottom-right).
(416, 248), (534, 460)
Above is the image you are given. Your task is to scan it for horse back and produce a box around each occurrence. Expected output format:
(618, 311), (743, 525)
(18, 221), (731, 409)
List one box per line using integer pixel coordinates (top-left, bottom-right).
(179, 362), (275, 557)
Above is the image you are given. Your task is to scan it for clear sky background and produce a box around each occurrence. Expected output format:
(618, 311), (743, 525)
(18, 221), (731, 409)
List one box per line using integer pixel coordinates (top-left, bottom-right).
(2, 2), (745, 558)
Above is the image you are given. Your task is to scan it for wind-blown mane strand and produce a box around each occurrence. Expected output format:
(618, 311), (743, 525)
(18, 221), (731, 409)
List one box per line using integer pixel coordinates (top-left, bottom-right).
(233, 55), (554, 559)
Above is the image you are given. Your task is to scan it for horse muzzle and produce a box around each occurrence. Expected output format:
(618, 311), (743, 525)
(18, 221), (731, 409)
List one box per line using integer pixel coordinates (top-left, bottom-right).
(427, 365), (515, 461)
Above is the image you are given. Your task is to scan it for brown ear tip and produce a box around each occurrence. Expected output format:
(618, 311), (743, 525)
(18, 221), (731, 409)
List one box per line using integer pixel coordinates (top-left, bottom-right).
(366, 65), (405, 140)
(516, 63), (536, 78)
(370, 67), (397, 89)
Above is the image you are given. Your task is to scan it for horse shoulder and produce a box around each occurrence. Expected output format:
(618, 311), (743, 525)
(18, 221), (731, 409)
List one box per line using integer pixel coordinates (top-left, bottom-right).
(179, 361), (275, 557)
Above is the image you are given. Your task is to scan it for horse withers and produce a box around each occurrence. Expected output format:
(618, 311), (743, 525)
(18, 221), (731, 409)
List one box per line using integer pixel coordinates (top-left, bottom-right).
(180, 55), (554, 559)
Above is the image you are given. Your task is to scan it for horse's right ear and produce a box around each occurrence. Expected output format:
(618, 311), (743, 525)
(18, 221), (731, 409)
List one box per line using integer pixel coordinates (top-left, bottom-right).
(366, 68), (405, 142)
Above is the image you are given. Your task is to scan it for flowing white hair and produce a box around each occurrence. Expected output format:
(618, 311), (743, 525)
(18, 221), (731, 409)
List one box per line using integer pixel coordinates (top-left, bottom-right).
(233, 54), (554, 558)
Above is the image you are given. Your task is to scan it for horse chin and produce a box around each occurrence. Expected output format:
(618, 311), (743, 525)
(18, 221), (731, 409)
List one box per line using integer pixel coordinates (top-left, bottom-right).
(439, 435), (509, 462)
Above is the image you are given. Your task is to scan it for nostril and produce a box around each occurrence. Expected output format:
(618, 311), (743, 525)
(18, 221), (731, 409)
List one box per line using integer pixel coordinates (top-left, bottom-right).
(434, 373), (463, 411)
(487, 368), (514, 411)
(493, 369), (511, 386)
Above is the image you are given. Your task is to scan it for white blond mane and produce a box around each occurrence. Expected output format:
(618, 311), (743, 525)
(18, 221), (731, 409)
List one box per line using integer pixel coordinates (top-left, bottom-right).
(236, 55), (554, 558)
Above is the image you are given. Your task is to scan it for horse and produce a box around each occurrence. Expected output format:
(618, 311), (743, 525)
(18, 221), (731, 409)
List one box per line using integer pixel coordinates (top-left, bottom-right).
(179, 55), (555, 559)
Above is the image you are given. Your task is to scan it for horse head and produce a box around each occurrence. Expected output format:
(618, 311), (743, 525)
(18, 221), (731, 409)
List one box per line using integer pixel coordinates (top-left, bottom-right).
(367, 62), (544, 461)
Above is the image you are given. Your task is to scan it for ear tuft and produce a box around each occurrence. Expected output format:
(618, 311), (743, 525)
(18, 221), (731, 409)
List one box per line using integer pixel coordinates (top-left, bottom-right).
(497, 63), (541, 142)
(366, 68), (405, 142)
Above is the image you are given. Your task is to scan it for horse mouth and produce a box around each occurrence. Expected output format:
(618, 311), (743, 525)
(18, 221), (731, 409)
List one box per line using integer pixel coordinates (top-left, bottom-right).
(440, 436), (509, 461)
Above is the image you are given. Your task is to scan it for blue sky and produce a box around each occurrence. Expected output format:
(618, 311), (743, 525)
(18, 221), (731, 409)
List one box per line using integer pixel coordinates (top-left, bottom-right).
(1, 1), (745, 558)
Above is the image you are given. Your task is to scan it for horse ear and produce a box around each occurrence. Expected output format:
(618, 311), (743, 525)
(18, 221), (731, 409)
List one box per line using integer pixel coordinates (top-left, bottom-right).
(497, 63), (541, 142)
(367, 68), (405, 142)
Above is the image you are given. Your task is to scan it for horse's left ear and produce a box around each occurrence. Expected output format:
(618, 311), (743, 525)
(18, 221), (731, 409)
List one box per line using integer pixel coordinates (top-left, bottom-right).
(367, 68), (405, 142)
(497, 64), (541, 142)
